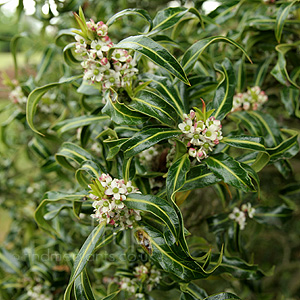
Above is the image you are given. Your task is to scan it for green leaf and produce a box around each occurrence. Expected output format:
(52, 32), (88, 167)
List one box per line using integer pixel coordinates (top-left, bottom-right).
(28, 137), (51, 160)
(247, 152), (270, 173)
(253, 55), (273, 87)
(75, 160), (106, 188)
(64, 223), (106, 300)
(208, 58), (236, 120)
(275, 0), (299, 43)
(52, 115), (110, 135)
(135, 225), (209, 281)
(205, 153), (255, 192)
(271, 42), (300, 89)
(55, 28), (76, 48)
(221, 135), (265, 152)
(121, 127), (181, 159)
(102, 89), (147, 125)
(56, 142), (97, 171)
(203, 292), (241, 300)
(142, 73), (185, 116)
(35, 45), (56, 82)
(122, 156), (135, 182)
(253, 205), (293, 227)
(235, 57), (245, 93)
(107, 8), (152, 32)
(104, 138), (128, 160)
(0, 249), (22, 275)
(180, 165), (221, 191)
(26, 75), (82, 136)
(181, 36), (251, 75)
(35, 191), (88, 238)
(166, 154), (190, 202)
(247, 111), (283, 147)
(10, 32), (27, 78)
(108, 35), (190, 85)
(212, 255), (266, 280)
(101, 291), (120, 300)
(131, 90), (178, 126)
(180, 282), (208, 299)
(267, 134), (299, 163)
(63, 43), (82, 68)
(149, 7), (203, 35)
(280, 86), (300, 117)
(74, 269), (96, 300)
(125, 193), (180, 240)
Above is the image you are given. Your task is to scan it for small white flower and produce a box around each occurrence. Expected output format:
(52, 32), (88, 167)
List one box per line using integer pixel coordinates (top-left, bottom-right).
(99, 173), (112, 187)
(241, 202), (256, 218)
(229, 207), (247, 230)
(178, 118), (194, 136)
(105, 179), (126, 200)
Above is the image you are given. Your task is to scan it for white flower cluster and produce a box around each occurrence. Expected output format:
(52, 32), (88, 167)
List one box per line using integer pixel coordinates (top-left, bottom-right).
(229, 202), (256, 230)
(27, 284), (53, 300)
(90, 174), (141, 229)
(74, 20), (138, 91)
(138, 146), (159, 164)
(178, 110), (223, 162)
(9, 86), (27, 104)
(232, 86), (268, 112)
(120, 264), (161, 297)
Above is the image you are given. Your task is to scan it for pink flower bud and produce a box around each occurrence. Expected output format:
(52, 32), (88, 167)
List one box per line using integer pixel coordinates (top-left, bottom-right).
(100, 57), (108, 65)
(190, 110), (195, 119)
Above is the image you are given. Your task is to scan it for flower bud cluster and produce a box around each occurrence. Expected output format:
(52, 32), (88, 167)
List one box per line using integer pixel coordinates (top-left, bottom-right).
(229, 202), (256, 230)
(74, 20), (138, 91)
(9, 86), (27, 104)
(90, 174), (141, 229)
(178, 110), (223, 162)
(27, 284), (53, 300)
(119, 263), (161, 297)
(232, 86), (268, 112)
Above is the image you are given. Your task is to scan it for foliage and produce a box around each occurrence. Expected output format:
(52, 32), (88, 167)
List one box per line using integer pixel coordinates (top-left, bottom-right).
(0, 0), (300, 300)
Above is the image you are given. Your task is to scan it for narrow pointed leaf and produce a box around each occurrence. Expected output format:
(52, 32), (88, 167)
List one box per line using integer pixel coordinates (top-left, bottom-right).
(149, 7), (203, 35)
(142, 73), (184, 116)
(271, 42), (300, 89)
(131, 90), (178, 126)
(180, 165), (221, 191)
(75, 160), (106, 188)
(254, 55), (273, 87)
(181, 36), (251, 75)
(209, 58), (236, 120)
(121, 127), (181, 159)
(253, 205), (293, 227)
(101, 291), (120, 300)
(166, 154), (190, 202)
(221, 136), (265, 152)
(205, 153), (255, 192)
(108, 35), (189, 85)
(107, 8), (152, 32)
(275, 0), (299, 43)
(125, 193), (180, 239)
(247, 111), (282, 147)
(26, 75), (82, 135)
(135, 225), (209, 281)
(64, 223), (106, 300)
(56, 142), (97, 171)
(74, 269), (96, 300)
(203, 292), (241, 300)
(35, 191), (88, 238)
(267, 134), (299, 163)
(102, 89), (147, 125)
(52, 115), (110, 135)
